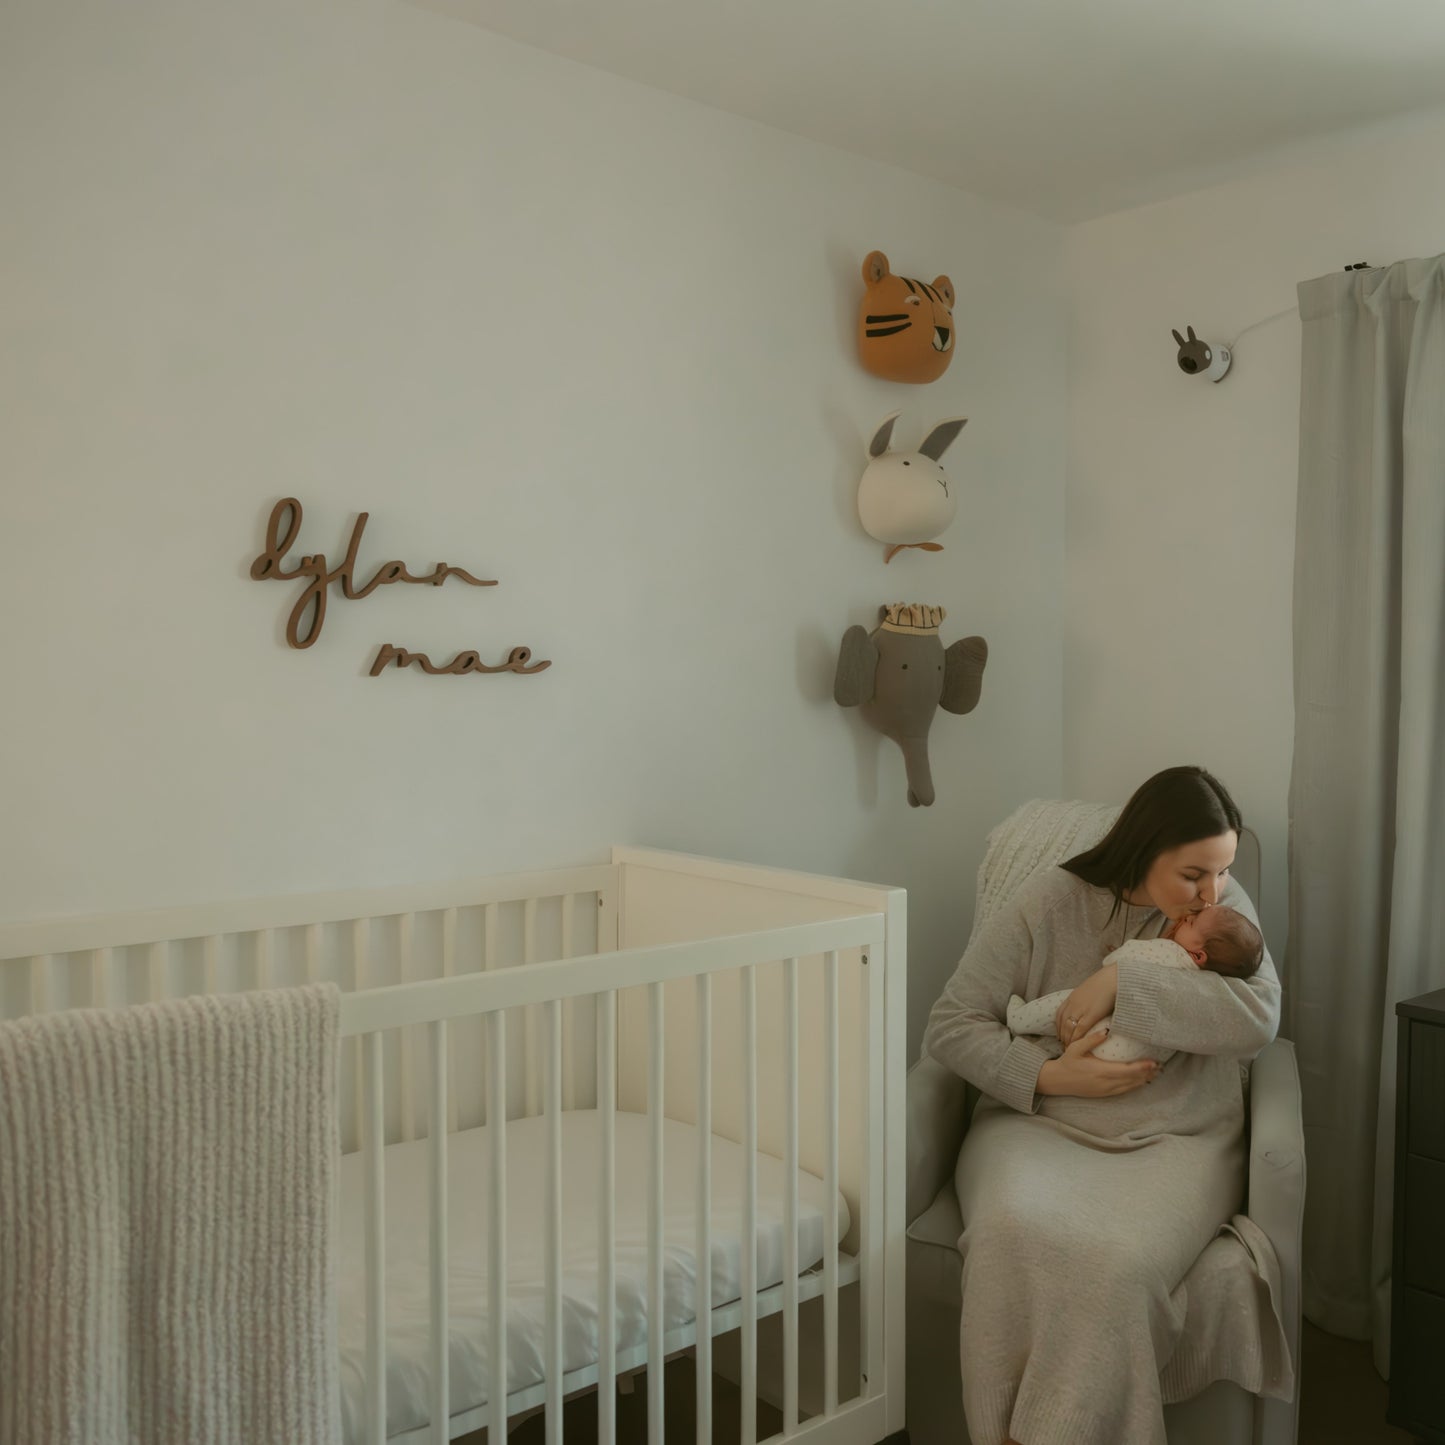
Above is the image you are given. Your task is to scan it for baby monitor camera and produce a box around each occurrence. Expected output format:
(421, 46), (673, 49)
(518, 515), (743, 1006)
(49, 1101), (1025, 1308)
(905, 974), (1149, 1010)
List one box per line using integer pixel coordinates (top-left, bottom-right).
(1171, 325), (1231, 383)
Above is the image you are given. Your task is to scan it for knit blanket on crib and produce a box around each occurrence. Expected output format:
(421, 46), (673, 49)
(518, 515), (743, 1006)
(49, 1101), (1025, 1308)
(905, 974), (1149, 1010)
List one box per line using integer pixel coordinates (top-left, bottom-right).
(0, 984), (341, 1445)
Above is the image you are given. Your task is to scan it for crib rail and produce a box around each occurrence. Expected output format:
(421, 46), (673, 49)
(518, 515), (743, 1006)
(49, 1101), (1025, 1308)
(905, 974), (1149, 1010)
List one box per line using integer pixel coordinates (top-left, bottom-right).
(338, 917), (879, 1032)
(0, 866), (618, 963)
(342, 910), (895, 1445)
(0, 865), (618, 1151)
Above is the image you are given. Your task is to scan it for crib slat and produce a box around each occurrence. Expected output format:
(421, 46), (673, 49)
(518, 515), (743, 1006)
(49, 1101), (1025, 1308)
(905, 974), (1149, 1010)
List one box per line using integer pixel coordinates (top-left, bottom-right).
(303, 923), (321, 984)
(28, 954), (50, 1014)
(352, 920), (368, 1150)
(91, 946), (112, 1008)
(483, 902), (498, 970)
(741, 964), (758, 1445)
(147, 940), (167, 1001)
(859, 948), (884, 1400)
(561, 894), (576, 1111)
(597, 989), (617, 1445)
(442, 907), (459, 1136)
(647, 981), (665, 1445)
(782, 957), (799, 1433)
(483, 904), (497, 1127)
(428, 1020), (449, 1440)
(695, 972), (713, 1445)
(364, 1032), (387, 1445)
(545, 999), (564, 1445)
(399, 912), (416, 1143)
(203, 934), (221, 995)
(525, 898), (540, 1117)
(822, 951), (840, 1415)
(256, 928), (273, 989)
(488, 1011), (509, 1441)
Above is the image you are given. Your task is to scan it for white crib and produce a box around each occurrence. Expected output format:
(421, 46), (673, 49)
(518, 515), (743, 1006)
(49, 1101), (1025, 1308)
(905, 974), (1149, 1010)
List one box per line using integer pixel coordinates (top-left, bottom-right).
(0, 847), (906, 1445)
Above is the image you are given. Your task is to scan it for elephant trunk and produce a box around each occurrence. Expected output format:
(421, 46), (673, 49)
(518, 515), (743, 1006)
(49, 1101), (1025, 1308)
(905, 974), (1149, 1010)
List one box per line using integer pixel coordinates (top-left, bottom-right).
(897, 735), (935, 808)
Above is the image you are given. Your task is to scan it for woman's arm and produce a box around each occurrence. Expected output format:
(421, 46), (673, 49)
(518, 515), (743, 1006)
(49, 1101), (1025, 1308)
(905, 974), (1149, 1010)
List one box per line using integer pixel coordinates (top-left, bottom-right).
(923, 893), (1054, 1113)
(1108, 879), (1281, 1057)
(923, 874), (1157, 1110)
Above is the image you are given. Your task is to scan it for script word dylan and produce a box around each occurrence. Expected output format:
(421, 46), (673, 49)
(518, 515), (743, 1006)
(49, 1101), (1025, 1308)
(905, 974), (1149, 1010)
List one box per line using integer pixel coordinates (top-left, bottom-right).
(250, 497), (498, 649)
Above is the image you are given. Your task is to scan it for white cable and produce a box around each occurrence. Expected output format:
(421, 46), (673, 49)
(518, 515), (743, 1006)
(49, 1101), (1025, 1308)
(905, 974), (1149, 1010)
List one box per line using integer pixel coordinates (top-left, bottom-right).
(1227, 305), (1298, 350)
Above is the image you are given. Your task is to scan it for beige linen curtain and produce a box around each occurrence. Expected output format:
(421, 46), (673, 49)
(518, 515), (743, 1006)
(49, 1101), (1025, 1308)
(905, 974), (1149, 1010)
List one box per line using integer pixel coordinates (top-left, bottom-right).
(1287, 253), (1445, 1365)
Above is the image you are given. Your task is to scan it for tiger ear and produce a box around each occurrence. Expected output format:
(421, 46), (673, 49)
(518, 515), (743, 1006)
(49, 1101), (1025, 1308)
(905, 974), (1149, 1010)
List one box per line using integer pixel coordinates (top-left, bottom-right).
(933, 275), (955, 306)
(862, 250), (890, 286)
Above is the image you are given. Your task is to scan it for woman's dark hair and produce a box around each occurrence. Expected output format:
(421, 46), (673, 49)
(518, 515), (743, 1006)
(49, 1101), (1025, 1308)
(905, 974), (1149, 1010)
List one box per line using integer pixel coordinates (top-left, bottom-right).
(1062, 766), (1242, 913)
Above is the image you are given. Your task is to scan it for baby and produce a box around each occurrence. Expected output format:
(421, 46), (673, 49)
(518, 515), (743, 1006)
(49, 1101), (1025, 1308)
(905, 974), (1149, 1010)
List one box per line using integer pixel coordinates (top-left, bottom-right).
(1006, 906), (1265, 1065)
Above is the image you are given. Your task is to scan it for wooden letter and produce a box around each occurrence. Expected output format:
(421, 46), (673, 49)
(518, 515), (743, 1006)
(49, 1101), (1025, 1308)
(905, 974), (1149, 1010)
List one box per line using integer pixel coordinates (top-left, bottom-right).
(250, 499), (306, 581)
(369, 643), (552, 677)
(253, 498), (501, 650)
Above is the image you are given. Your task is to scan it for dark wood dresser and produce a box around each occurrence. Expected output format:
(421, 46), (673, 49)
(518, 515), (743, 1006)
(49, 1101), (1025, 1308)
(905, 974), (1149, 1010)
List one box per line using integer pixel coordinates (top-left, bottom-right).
(1390, 987), (1445, 1442)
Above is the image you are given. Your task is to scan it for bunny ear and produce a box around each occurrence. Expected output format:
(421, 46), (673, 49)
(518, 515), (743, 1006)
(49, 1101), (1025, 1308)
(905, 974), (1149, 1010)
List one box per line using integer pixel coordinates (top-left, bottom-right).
(868, 411), (901, 458)
(919, 416), (967, 461)
(1187, 325), (1198, 342)
(1172, 329), (1185, 347)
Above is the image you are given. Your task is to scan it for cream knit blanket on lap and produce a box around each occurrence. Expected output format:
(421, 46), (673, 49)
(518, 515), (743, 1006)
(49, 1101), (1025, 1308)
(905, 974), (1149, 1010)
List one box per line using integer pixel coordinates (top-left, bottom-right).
(0, 984), (341, 1445)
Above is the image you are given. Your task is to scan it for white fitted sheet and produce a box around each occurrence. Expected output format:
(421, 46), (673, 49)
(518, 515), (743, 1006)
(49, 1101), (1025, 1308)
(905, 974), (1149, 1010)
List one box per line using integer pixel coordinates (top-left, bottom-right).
(336, 1110), (851, 1442)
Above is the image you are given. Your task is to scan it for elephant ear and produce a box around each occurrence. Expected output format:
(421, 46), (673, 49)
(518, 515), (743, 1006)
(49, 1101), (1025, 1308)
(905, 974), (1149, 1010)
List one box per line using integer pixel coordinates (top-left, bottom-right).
(940, 635), (988, 715)
(833, 625), (879, 708)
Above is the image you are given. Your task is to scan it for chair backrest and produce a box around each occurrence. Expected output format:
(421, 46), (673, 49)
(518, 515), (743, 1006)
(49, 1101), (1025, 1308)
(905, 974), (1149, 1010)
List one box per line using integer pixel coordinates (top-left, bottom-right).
(970, 800), (1117, 945)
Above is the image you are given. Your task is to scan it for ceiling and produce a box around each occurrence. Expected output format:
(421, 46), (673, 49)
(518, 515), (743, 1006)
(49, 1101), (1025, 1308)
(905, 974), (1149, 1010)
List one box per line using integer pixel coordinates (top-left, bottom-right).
(413, 0), (1445, 221)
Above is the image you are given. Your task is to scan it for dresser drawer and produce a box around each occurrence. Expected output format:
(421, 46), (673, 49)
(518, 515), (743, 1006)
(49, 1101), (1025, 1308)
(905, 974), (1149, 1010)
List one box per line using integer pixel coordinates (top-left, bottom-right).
(1389, 1286), (1445, 1439)
(1409, 1020), (1445, 1162)
(1405, 1155), (1445, 1295)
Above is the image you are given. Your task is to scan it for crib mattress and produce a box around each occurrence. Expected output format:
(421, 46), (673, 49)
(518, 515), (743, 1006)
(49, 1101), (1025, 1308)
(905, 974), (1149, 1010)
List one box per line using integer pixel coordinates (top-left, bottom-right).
(336, 1109), (851, 1442)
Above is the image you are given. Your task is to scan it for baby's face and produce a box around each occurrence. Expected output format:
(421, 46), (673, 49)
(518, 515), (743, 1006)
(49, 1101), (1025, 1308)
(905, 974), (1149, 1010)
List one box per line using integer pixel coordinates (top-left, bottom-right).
(1171, 909), (1215, 961)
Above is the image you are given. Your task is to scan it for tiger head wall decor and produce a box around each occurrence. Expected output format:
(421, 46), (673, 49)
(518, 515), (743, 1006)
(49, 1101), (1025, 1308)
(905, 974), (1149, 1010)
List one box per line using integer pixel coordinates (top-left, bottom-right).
(856, 250), (956, 383)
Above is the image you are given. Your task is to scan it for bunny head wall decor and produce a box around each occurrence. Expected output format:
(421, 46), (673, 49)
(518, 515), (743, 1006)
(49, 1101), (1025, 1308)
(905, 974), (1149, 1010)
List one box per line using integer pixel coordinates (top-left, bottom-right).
(856, 250), (956, 383)
(857, 410), (968, 563)
(834, 603), (988, 808)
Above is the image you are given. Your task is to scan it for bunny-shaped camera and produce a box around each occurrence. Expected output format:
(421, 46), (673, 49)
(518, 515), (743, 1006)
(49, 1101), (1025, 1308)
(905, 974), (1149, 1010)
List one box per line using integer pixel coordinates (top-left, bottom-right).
(856, 410), (968, 564)
(1171, 325), (1231, 382)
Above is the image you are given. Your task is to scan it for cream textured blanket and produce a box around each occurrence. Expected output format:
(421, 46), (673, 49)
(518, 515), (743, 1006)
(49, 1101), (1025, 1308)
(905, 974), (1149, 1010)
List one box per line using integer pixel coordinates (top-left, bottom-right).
(0, 984), (341, 1445)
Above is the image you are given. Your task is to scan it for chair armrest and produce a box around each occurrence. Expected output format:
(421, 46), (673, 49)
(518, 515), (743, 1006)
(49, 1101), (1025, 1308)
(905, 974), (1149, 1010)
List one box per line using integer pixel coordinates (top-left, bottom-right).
(1247, 1038), (1305, 1244)
(906, 1053), (971, 1225)
(1246, 1036), (1305, 1425)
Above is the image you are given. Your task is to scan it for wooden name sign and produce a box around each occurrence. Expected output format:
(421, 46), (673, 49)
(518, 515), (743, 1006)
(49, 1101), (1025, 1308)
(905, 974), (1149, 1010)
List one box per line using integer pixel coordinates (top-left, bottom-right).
(251, 498), (551, 678)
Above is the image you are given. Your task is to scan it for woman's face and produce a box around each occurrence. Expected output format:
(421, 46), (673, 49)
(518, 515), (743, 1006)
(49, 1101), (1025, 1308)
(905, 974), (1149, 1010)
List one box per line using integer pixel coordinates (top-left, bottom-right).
(1138, 831), (1237, 921)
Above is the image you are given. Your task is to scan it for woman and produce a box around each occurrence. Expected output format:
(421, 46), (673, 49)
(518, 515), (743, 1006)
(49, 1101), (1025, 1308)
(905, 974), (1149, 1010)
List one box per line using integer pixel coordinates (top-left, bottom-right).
(922, 766), (1280, 1445)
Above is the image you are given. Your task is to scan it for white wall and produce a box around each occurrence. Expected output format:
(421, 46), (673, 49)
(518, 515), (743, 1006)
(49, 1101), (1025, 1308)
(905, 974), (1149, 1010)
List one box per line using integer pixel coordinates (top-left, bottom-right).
(0, 0), (1067, 1059)
(1062, 113), (1445, 960)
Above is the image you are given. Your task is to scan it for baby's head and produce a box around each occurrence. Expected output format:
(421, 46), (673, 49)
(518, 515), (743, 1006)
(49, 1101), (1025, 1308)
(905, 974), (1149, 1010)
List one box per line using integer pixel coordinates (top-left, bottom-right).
(1172, 906), (1264, 978)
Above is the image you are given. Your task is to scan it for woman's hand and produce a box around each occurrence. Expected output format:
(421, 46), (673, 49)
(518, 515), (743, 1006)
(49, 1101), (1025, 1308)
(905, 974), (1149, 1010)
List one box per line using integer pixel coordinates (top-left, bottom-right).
(1054, 962), (1119, 1048)
(1037, 1029), (1159, 1098)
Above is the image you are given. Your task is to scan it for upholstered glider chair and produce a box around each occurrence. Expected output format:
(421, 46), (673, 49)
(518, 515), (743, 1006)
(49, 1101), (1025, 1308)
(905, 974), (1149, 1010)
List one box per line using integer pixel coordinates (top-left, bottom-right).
(905, 800), (1305, 1445)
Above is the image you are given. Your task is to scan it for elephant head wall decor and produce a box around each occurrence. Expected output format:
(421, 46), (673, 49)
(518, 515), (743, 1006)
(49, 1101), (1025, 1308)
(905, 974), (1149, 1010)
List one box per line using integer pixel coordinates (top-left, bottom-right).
(857, 410), (968, 563)
(834, 603), (988, 808)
